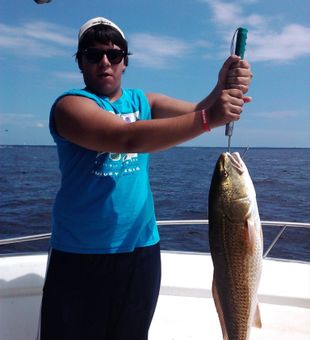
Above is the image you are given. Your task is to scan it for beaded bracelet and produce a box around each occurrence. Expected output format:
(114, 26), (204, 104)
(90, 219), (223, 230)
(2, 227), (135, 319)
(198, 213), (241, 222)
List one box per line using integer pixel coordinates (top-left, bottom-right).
(200, 109), (211, 132)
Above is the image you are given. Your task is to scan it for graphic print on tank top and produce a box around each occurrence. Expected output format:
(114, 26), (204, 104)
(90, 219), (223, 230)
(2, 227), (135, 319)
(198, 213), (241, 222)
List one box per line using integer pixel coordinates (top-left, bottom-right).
(92, 111), (141, 178)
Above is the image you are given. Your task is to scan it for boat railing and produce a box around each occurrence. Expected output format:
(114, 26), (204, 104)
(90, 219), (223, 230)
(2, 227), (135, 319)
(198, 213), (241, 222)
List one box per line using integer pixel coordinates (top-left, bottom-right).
(0, 220), (309, 259)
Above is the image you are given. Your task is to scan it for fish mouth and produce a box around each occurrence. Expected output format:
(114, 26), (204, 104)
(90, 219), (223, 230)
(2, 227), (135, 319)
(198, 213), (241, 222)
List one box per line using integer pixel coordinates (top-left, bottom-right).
(225, 152), (246, 174)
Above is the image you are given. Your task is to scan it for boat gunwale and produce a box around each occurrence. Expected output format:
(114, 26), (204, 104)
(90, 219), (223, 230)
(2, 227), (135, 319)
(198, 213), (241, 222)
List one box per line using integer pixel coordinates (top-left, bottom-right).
(0, 220), (309, 263)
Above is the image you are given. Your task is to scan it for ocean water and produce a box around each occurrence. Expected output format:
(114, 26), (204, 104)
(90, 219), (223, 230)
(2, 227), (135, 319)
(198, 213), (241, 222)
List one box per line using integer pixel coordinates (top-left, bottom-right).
(0, 146), (309, 261)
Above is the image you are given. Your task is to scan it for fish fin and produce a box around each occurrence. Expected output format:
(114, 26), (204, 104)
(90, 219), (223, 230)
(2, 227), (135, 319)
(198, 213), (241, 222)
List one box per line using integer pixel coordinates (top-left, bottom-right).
(245, 218), (256, 255)
(253, 303), (262, 328)
(212, 276), (228, 339)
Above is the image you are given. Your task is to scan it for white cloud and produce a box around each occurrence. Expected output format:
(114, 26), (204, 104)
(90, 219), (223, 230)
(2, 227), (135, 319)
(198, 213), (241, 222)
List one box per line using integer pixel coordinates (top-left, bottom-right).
(209, 1), (244, 27)
(0, 113), (48, 128)
(0, 22), (195, 70)
(23, 21), (75, 46)
(200, 0), (310, 62)
(129, 33), (190, 69)
(249, 24), (310, 62)
(0, 21), (75, 58)
(0, 113), (33, 125)
(201, 0), (266, 28)
(53, 71), (82, 81)
(36, 122), (46, 128)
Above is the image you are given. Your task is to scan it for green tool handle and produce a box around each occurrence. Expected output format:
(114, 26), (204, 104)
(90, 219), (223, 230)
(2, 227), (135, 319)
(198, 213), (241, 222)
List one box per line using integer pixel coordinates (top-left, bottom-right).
(225, 27), (248, 149)
(235, 27), (248, 59)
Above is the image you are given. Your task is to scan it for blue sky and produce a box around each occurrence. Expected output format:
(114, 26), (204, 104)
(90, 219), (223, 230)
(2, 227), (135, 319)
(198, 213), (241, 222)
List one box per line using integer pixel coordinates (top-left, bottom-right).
(0, 0), (309, 147)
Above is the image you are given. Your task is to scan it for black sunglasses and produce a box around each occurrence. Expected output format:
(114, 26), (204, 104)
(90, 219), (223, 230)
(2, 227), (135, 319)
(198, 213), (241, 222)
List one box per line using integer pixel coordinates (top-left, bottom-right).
(82, 48), (127, 64)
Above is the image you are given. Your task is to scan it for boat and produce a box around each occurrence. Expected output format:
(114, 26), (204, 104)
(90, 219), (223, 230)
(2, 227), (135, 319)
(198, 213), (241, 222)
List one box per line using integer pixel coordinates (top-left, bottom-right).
(0, 220), (309, 340)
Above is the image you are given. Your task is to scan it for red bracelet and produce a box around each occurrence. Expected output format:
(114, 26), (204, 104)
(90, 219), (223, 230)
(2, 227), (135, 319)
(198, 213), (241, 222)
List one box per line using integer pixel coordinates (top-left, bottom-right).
(200, 109), (211, 132)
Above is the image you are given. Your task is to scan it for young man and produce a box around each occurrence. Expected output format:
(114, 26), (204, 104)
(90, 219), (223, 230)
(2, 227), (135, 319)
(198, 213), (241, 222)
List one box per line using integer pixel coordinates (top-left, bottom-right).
(38, 17), (253, 340)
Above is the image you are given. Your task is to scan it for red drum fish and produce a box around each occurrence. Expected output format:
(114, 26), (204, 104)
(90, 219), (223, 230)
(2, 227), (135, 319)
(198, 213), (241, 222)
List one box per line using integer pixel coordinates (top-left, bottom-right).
(208, 152), (263, 340)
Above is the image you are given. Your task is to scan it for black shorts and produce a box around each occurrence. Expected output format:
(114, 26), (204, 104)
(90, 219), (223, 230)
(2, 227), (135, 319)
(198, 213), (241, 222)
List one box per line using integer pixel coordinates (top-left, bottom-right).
(37, 243), (161, 340)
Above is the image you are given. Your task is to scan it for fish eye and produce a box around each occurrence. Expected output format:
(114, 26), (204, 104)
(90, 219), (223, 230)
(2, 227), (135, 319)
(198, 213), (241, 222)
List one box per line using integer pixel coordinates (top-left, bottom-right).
(223, 170), (229, 178)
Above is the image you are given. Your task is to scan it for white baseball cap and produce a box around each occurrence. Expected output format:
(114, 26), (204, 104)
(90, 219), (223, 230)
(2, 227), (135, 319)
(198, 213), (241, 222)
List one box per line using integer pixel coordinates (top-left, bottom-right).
(78, 17), (125, 41)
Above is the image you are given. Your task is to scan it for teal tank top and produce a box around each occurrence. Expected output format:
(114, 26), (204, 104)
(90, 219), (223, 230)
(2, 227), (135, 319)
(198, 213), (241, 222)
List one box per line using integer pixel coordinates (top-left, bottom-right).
(49, 88), (159, 254)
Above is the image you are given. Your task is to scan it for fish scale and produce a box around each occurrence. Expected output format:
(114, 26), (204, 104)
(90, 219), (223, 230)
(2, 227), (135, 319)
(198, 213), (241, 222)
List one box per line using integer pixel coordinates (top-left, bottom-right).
(209, 152), (263, 340)
(221, 231), (259, 337)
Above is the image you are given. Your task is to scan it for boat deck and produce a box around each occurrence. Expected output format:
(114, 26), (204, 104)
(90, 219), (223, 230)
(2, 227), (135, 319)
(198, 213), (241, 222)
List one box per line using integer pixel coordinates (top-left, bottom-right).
(151, 251), (310, 339)
(0, 251), (309, 339)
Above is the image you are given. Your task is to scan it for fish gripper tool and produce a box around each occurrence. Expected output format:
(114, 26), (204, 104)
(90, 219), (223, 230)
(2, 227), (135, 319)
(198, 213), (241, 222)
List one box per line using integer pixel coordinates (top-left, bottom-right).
(225, 27), (248, 152)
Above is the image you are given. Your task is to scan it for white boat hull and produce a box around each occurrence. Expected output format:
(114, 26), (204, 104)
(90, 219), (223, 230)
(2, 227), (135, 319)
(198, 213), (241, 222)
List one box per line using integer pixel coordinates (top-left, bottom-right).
(0, 251), (309, 340)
